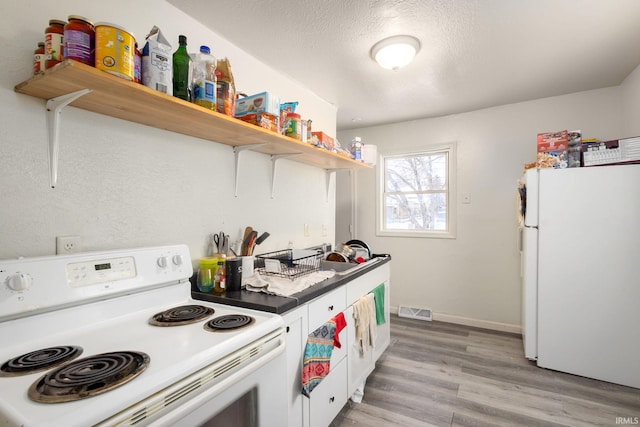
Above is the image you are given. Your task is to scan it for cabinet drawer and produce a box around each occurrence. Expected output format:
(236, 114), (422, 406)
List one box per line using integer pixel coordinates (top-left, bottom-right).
(308, 287), (346, 333)
(309, 358), (347, 427)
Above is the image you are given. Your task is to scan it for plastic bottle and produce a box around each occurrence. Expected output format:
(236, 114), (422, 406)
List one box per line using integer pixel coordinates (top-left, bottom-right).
(172, 35), (192, 101)
(213, 254), (227, 294)
(351, 137), (363, 161)
(197, 257), (218, 293)
(192, 45), (217, 110)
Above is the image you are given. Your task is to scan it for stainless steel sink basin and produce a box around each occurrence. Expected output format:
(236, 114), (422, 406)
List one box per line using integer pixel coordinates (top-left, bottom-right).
(319, 257), (382, 275)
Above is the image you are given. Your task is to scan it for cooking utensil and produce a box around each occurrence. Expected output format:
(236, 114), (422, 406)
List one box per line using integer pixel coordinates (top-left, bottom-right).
(338, 243), (356, 259)
(255, 232), (270, 245)
(241, 227), (253, 256)
(326, 252), (348, 262)
(247, 231), (258, 256)
(345, 239), (372, 259)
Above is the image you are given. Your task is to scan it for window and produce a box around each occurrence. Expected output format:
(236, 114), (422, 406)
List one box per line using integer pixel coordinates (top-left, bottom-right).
(377, 143), (456, 238)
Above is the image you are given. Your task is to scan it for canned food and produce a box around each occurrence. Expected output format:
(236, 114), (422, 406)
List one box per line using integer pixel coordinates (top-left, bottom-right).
(94, 22), (135, 80)
(64, 15), (95, 66)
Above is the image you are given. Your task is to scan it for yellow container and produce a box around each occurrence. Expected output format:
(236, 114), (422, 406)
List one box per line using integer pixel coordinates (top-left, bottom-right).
(94, 22), (135, 80)
(197, 257), (218, 293)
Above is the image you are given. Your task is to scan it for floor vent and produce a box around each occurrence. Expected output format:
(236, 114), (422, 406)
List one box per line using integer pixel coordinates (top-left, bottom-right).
(398, 306), (433, 321)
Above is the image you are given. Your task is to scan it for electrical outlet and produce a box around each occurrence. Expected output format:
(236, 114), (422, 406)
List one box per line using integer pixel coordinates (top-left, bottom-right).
(56, 235), (81, 254)
(304, 224), (310, 237)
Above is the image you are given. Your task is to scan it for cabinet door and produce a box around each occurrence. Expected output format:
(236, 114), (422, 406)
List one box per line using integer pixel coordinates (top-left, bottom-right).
(345, 263), (389, 306)
(283, 308), (307, 427)
(309, 358), (348, 427)
(345, 305), (374, 398)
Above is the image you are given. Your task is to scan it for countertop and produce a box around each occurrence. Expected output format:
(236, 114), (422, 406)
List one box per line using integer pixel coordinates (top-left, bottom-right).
(191, 256), (391, 314)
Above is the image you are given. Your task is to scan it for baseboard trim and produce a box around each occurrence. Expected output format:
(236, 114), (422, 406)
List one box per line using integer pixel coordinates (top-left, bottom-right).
(391, 305), (522, 335)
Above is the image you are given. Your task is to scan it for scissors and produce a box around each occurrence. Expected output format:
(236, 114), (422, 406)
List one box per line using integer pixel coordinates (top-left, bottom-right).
(213, 232), (229, 255)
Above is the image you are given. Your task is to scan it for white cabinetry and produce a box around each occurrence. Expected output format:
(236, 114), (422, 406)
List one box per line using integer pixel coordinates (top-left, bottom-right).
(283, 306), (308, 427)
(345, 264), (390, 398)
(284, 261), (391, 427)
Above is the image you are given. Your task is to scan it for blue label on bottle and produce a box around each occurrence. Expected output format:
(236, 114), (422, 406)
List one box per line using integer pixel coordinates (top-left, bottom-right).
(204, 81), (216, 103)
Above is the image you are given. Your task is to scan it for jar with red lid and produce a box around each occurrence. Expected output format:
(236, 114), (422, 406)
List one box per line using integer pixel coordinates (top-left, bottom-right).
(285, 112), (302, 140)
(33, 42), (45, 75)
(64, 15), (95, 66)
(45, 19), (66, 69)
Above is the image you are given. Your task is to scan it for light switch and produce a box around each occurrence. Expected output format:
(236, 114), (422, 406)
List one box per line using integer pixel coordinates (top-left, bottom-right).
(462, 192), (471, 204)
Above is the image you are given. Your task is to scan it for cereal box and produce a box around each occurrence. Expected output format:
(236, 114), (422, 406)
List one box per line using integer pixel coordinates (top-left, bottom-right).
(537, 130), (568, 169)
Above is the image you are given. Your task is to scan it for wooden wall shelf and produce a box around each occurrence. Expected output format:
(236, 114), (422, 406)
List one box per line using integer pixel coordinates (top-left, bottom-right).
(15, 60), (369, 172)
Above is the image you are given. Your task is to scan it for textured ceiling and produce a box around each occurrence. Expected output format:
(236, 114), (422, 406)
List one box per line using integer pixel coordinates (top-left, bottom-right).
(168, 0), (640, 130)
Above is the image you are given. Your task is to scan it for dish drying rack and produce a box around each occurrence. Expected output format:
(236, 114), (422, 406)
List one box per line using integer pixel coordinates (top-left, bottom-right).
(255, 249), (322, 280)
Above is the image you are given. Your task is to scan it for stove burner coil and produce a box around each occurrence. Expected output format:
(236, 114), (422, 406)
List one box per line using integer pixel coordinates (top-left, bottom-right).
(149, 304), (215, 326)
(0, 346), (83, 377)
(28, 351), (149, 403)
(204, 314), (255, 332)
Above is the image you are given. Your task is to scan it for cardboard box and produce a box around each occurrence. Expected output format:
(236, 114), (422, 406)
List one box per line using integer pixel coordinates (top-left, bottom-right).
(537, 130), (568, 168)
(235, 92), (280, 117)
(537, 130), (568, 152)
(141, 26), (172, 95)
(311, 131), (335, 150)
(238, 112), (279, 133)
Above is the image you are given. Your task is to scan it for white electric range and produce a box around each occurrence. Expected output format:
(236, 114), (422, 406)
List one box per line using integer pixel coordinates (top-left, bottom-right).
(0, 245), (287, 427)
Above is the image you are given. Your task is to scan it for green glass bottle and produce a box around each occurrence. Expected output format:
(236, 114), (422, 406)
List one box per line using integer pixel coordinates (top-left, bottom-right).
(172, 35), (192, 101)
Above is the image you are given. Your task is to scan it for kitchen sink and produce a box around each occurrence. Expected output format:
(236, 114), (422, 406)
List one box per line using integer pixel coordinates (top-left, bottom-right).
(319, 257), (382, 275)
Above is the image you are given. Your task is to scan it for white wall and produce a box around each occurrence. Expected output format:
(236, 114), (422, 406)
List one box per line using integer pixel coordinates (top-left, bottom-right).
(0, 0), (337, 262)
(338, 87), (623, 329)
(621, 64), (640, 136)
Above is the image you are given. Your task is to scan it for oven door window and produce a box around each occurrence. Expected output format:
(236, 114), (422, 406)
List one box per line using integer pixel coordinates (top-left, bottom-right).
(200, 388), (257, 427)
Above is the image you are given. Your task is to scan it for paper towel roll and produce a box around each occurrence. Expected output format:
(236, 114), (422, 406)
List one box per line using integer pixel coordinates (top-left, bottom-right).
(362, 145), (377, 165)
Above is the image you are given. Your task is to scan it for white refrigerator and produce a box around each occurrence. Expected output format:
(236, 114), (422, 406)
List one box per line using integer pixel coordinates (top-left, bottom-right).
(519, 164), (640, 389)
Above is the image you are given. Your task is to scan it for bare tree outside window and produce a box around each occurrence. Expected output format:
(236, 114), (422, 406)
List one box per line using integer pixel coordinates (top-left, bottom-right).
(383, 151), (449, 231)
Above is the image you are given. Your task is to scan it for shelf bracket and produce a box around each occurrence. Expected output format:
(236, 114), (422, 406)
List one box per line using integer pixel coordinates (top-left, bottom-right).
(326, 169), (338, 202)
(271, 154), (300, 198)
(46, 88), (92, 188)
(233, 144), (267, 197)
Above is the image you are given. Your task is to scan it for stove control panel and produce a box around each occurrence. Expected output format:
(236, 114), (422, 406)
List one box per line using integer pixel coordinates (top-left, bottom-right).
(0, 245), (193, 322)
(67, 256), (136, 287)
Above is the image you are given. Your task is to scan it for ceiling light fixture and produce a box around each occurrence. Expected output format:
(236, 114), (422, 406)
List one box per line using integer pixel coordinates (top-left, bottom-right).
(370, 35), (421, 71)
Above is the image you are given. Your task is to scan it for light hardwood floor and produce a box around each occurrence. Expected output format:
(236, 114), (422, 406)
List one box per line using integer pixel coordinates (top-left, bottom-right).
(332, 314), (640, 427)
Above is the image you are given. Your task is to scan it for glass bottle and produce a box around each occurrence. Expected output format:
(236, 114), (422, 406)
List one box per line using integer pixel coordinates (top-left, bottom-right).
(213, 254), (227, 294)
(63, 15), (95, 66)
(33, 42), (45, 75)
(45, 19), (66, 69)
(172, 35), (192, 101)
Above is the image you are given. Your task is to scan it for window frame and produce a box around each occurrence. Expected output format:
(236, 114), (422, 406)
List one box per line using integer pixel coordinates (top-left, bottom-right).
(376, 142), (457, 239)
